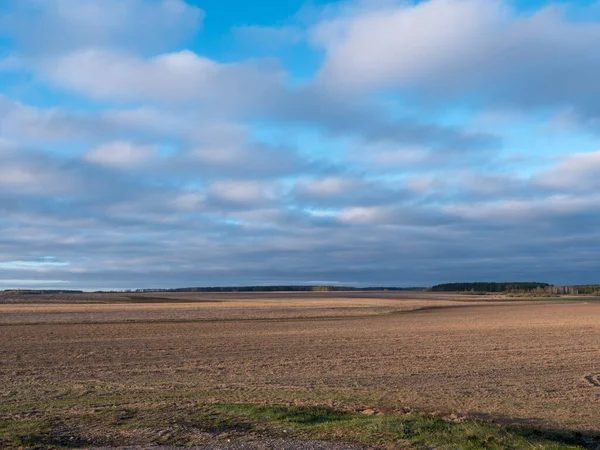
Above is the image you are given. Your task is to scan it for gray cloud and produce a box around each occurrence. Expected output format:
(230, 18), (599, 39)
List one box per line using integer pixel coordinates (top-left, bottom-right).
(3, 131), (598, 289)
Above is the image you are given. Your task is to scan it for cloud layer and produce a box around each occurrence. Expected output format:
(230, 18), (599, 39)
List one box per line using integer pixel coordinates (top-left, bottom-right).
(0, 0), (599, 289)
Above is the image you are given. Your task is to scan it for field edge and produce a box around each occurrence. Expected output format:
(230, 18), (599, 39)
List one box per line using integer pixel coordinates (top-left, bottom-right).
(1, 402), (598, 449)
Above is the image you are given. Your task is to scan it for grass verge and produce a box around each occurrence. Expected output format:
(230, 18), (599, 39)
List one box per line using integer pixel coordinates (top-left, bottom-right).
(1, 403), (597, 449)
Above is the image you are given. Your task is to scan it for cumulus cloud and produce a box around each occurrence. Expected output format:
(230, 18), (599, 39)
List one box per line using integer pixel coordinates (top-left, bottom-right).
(38, 49), (284, 106)
(312, 0), (497, 92)
(312, 0), (600, 122)
(31, 47), (497, 156)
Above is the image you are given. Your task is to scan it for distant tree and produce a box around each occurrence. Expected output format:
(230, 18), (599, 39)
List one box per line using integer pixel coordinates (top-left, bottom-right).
(431, 282), (550, 293)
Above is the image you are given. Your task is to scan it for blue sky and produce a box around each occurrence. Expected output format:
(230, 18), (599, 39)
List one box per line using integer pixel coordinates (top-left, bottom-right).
(1, 0), (600, 290)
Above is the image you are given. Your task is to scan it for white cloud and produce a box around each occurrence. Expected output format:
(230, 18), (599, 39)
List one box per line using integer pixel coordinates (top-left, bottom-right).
(101, 107), (184, 136)
(536, 149), (600, 191)
(172, 191), (206, 212)
(404, 175), (439, 193)
(38, 49), (283, 106)
(313, 0), (497, 92)
(41, 50), (216, 101)
(445, 195), (600, 221)
(338, 206), (393, 225)
(369, 145), (433, 167)
(84, 141), (157, 168)
(311, 0), (600, 118)
(208, 180), (282, 206)
(0, 259), (69, 270)
(0, 95), (81, 142)
(295, 176), (361, 197)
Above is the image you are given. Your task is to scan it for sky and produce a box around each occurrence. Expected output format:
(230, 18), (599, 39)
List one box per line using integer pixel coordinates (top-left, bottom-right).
(1, 0), (600, 290)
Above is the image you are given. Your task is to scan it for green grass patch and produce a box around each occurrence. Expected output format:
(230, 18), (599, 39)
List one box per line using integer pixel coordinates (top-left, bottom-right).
(0, 404), (597, 449)
(202, 404), (594, 449)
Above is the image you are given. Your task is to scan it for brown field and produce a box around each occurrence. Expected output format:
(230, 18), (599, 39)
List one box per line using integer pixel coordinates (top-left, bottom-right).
(1, 291), (600, 447)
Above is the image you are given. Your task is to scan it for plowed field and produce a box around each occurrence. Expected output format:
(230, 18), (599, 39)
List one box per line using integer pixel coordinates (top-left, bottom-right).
(1, 292), (599, 441)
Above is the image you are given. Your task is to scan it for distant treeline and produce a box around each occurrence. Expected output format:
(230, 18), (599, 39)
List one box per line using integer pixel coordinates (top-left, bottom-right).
(577, 285), (600, 295)
(431, 282), (550, 292)
(133, 286), (420, 293)
(431, 282), (600, 295)
(0, 286), (423, 294)
(5, 284), (599, 295)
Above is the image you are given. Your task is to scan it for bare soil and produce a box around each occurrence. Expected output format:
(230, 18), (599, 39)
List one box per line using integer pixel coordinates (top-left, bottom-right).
(1, 291), (599, 445)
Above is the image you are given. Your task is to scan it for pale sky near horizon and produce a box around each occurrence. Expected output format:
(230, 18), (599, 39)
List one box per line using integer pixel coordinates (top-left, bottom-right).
(1, 0), (600, 290)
